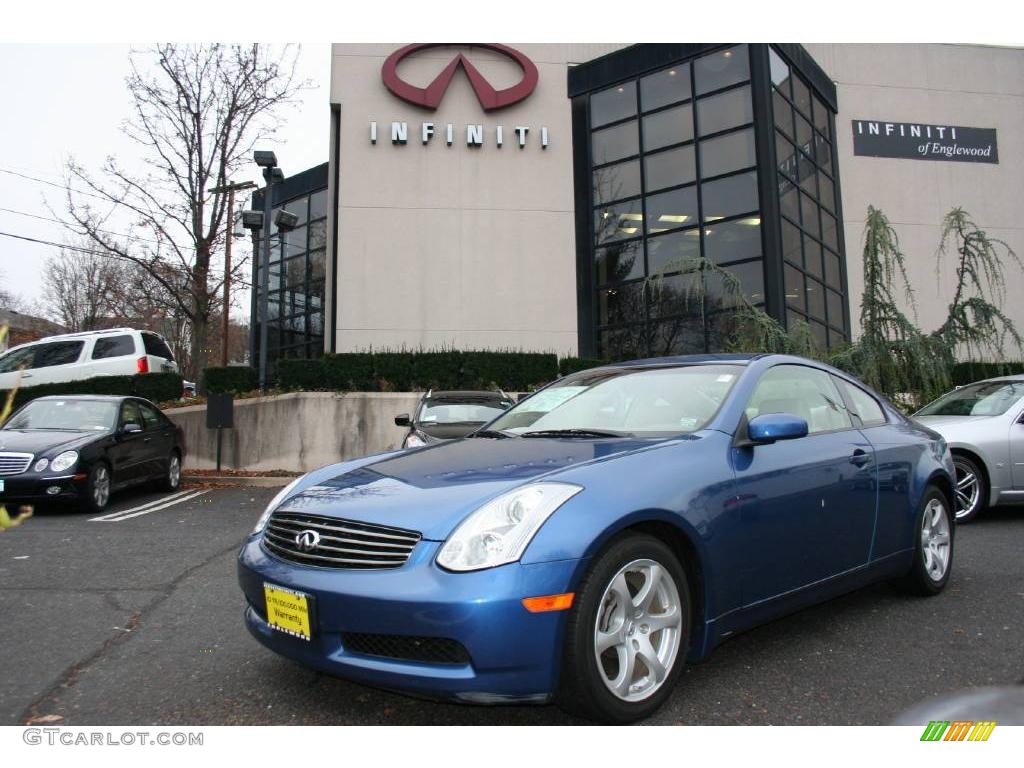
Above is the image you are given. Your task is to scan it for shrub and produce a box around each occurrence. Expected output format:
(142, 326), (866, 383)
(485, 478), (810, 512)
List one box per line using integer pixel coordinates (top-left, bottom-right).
(559, 357), (608, 376)
(373, 352), (415, 391)
(133, 372), (185, 403)
(278, 358), (328, 391)
(202, 366), (258, 395)
(1, 372), (183, 412)
(462, 351), (558, 391)
(951, 361), (1024, 387)
(323, 353), (374, 390)
(413, 351), (464, 390)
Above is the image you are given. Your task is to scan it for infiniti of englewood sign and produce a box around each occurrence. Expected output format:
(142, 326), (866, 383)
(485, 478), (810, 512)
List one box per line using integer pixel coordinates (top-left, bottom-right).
(852, 119), (998, 164)
(371, 43), (549, 150)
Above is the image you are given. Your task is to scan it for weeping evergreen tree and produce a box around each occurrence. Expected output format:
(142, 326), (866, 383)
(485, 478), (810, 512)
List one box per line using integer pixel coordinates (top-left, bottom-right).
(932, 207), (1022, 364)
(828, 206), (949, 403)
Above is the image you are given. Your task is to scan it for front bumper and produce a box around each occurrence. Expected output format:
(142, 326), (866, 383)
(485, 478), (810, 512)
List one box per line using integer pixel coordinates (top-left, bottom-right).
(0, 473), (86, 504)
(237, 535), (585, 703)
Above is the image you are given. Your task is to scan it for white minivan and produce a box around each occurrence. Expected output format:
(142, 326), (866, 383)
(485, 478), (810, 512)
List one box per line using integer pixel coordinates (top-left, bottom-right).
(0, 329), (178, 390)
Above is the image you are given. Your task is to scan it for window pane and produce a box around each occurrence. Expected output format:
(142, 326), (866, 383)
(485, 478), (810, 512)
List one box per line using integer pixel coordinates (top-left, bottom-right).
(819, 172), (835, 213)
(595, 199), (643, 244)
(827, 289), (845, 331)
(599, 326), (646, 361)
(92, 335), (135, 359)
(596, 240), (644, 284)
(798, 152), (817, 196)
(800, 193), (820, 237)
(33, 341), (84, 368)
(649, 273), (698, 318)
(773, 89), (794, 137)
(816, 134), (833, 175)
(649, 316), (705, 356)
(706, 259), (765, 308)
(700, 128), (755, 178)
(792, 75), (812, 118)
(821, 211), (838, 252)
(824, 248), (843, 290)
(785, 264), (805, 311)
(747, 364), (852, 434)
(591, 81), (637, 127)
(593, 159), (641, 206)
(309, 190), (328, 221)
(810, 320), (828, 352)
(599, 281), (646, 326)
(697, 85), (752, 136)
(776, 131), (797, 180)
(704, 217), (762, 265)
(310, 248), (326, 282)
(781, 218), (801, 265)
(806, 277), (826, 321)
(769, 48), (791, 96)
(592, 120), (638, 165)
(804, 235), (823, 278)
(647, 228), (701, 274)
(641, 64), (691, 111)
(812, 94), (830, 134)
(795, 112), (813, 155)
(701, 171), (759, 223)
(309, 219), (327, 250)
(838, 379), (886, 427)
(288, 197), (309, 227)
(642, 104), (693, 152)
(644, 145), (696, 192)
(694, 45), (749, 95)
(645, 186), (698, 235)
(779, 180), (799, 222)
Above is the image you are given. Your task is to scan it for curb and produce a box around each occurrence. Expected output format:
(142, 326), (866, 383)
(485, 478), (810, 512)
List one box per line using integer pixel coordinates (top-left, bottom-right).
(183, 475), (294, 488)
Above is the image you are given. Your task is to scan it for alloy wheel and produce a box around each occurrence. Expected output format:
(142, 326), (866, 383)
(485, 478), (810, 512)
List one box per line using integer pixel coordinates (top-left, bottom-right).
(93, 466), (110, 508)
(952, 458), (980, 520)
(593, 558), (682, 702)
(168, 455), (181, 489)
(920, 497), (951, 582)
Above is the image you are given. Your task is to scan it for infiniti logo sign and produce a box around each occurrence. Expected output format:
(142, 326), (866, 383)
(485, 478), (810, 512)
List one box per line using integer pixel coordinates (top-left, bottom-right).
(294, 529), (321, 552)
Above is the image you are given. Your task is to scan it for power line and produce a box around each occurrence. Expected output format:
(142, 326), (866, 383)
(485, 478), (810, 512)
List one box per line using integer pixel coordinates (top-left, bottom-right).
(0, 166), (111, 203)
(0, 205), (165, 247)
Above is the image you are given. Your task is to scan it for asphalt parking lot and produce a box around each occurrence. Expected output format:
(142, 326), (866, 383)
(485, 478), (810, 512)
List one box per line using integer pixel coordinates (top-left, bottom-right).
(0, 483), (1021, 726)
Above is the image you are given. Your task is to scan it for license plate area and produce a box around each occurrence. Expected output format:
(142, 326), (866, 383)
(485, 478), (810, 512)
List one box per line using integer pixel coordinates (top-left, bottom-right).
(263, 582), (313, 641)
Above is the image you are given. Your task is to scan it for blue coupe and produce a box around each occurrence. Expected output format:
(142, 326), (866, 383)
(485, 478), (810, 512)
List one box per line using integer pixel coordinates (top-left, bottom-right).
(237, 354), (956, 722)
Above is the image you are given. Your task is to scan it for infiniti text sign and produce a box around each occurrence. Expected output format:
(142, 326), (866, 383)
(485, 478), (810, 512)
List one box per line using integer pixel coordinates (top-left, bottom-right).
(852, 120), (998, 164)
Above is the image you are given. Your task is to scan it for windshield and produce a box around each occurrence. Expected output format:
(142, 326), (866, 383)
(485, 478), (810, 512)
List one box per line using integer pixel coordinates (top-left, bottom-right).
(916, 381), (1024, 418)
(418, 400), (511, 426)
(485, 364), (742, 436)
(3, 400), (119, 431)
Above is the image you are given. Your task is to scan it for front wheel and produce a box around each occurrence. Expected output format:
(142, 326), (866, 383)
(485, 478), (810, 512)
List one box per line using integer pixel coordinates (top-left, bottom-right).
(84, 462), (111, 513)
(556, 533), (690, 723)
(952, 454), (986, 523)
(897, 486), (954, 596)
(159, 451), (182, 492)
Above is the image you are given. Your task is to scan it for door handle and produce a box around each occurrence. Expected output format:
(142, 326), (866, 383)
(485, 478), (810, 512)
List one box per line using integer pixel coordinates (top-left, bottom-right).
(850, 449), (870, 467)
(143, 437), (152, 443)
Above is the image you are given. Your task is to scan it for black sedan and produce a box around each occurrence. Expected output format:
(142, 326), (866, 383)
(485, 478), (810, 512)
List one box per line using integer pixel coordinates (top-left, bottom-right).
(0, 395), (184, 512)
(394, 390), (514, 448)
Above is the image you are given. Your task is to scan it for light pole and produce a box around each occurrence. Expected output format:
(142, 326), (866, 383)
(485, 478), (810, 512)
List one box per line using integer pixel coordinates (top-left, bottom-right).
(207, 179), (256, 367)
(252, 151), (284, 390)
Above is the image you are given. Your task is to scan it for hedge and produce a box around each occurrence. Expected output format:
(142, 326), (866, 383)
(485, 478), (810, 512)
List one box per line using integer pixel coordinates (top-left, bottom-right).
(559, 357), (609, 376)
(202, 366), (258, 394)
(951, 361), (1024, 386)
(1, 372), (183, 411)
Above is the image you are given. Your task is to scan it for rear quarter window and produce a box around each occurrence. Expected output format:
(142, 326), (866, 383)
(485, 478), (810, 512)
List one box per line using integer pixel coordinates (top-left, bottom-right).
(142, 333), (175, 361)
(92, 334), (137, 359)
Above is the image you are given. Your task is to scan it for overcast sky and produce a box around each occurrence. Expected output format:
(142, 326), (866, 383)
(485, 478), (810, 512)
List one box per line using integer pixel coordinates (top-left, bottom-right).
(0, 43), (331, 319)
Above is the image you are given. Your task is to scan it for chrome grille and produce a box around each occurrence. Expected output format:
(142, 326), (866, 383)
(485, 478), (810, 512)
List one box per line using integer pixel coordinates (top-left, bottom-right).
(262, 510), (421, 569)
(0, 452), (33, 476)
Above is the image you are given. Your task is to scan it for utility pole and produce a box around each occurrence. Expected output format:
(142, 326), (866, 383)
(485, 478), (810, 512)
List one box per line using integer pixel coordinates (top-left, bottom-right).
(208, 180), (256, 367)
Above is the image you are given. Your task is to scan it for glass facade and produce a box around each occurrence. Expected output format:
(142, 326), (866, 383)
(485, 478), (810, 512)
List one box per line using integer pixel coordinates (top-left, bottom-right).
(572, 44), (848, 361)
(251, 164), (329, 374)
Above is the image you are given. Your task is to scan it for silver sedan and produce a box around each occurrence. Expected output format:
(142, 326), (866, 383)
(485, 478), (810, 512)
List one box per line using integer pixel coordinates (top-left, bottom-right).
(915, 376), (1024, 521)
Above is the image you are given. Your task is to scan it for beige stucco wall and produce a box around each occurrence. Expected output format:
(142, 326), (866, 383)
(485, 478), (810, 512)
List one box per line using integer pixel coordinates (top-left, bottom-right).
(329, 44), (626, 356)
(804, 44), (1024, 345)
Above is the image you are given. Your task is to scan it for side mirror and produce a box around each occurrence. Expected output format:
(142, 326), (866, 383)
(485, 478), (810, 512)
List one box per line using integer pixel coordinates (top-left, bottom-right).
(394, 414), (411, 427)
(747, 413), (808, 445)
(121, 422), (143, 435)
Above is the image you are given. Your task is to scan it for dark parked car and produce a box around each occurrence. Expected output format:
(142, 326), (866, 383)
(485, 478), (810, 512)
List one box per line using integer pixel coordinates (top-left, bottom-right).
(0, 395), (184, 512)
(395, 390), (514, 448)
(239, 354), (955, 723)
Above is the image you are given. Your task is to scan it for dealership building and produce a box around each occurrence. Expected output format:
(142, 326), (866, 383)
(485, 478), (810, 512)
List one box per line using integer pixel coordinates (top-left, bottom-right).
(250, 43), (1023, 369)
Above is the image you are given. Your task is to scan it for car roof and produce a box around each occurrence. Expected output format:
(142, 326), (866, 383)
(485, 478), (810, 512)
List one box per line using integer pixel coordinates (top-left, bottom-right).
(30, 395), (136, 403)
(0, 328), (150, 356)
(424, 390), (510, 400)
(973, 374), (1024, 384)
(607, 353), (763, 368)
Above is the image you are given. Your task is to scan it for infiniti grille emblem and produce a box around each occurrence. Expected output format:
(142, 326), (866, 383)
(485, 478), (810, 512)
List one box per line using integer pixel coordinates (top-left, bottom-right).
(295, 529), (321, 552)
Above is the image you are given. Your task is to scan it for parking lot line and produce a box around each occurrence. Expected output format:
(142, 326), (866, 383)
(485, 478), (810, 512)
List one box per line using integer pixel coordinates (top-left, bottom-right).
(87, 490), (192, 522)
(90, 490), (207, 522)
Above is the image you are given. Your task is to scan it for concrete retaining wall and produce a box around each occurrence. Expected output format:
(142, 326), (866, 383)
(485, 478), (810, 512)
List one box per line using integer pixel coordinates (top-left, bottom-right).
(165, 392), (422, 472)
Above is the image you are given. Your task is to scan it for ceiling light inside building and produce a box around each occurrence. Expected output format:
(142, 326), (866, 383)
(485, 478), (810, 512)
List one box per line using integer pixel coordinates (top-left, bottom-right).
(619, 213), (644, 221)
(659, 215), (689, 223)
(738, 217), (761, 226)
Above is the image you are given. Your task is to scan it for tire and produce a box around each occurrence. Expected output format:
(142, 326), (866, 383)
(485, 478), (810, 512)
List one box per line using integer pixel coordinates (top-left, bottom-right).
(84, 462), (112, 514)
(952, 454), (987, 523)
(556, 533), (690, 723)
(897, 486), (954, 596)
(158, 450), (182, 492)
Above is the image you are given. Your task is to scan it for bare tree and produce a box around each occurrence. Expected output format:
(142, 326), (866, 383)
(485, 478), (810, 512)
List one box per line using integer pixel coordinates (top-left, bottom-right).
(41, 243), (122, 331)
(63, 44), (305, 377)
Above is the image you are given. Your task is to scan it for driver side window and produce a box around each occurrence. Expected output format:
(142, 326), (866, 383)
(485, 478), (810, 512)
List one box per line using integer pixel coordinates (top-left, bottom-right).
(120, 401), (142, 429)
(747, 365), (852, 435)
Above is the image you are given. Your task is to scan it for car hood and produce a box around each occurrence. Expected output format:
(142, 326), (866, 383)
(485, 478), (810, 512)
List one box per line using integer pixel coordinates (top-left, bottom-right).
(276, 435), (667, 540)
(0, 429), (106, 456)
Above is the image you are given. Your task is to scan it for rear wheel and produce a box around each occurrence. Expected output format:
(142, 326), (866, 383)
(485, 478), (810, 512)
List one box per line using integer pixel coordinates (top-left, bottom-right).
(556, 533), (690, 723)
(84, 462), (111, 513)
(158, 450), (182, 492)
(897, 486), (954, 595)
(952, 454), (986, 523)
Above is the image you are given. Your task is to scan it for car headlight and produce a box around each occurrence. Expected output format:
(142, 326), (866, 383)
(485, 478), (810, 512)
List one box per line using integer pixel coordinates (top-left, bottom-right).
(437, 482), (583, 572)
(404, 432), (426, 448)
(33, 458), (49, 472)
(51, 451), (78, 473)
(253, 476), (305, 534)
